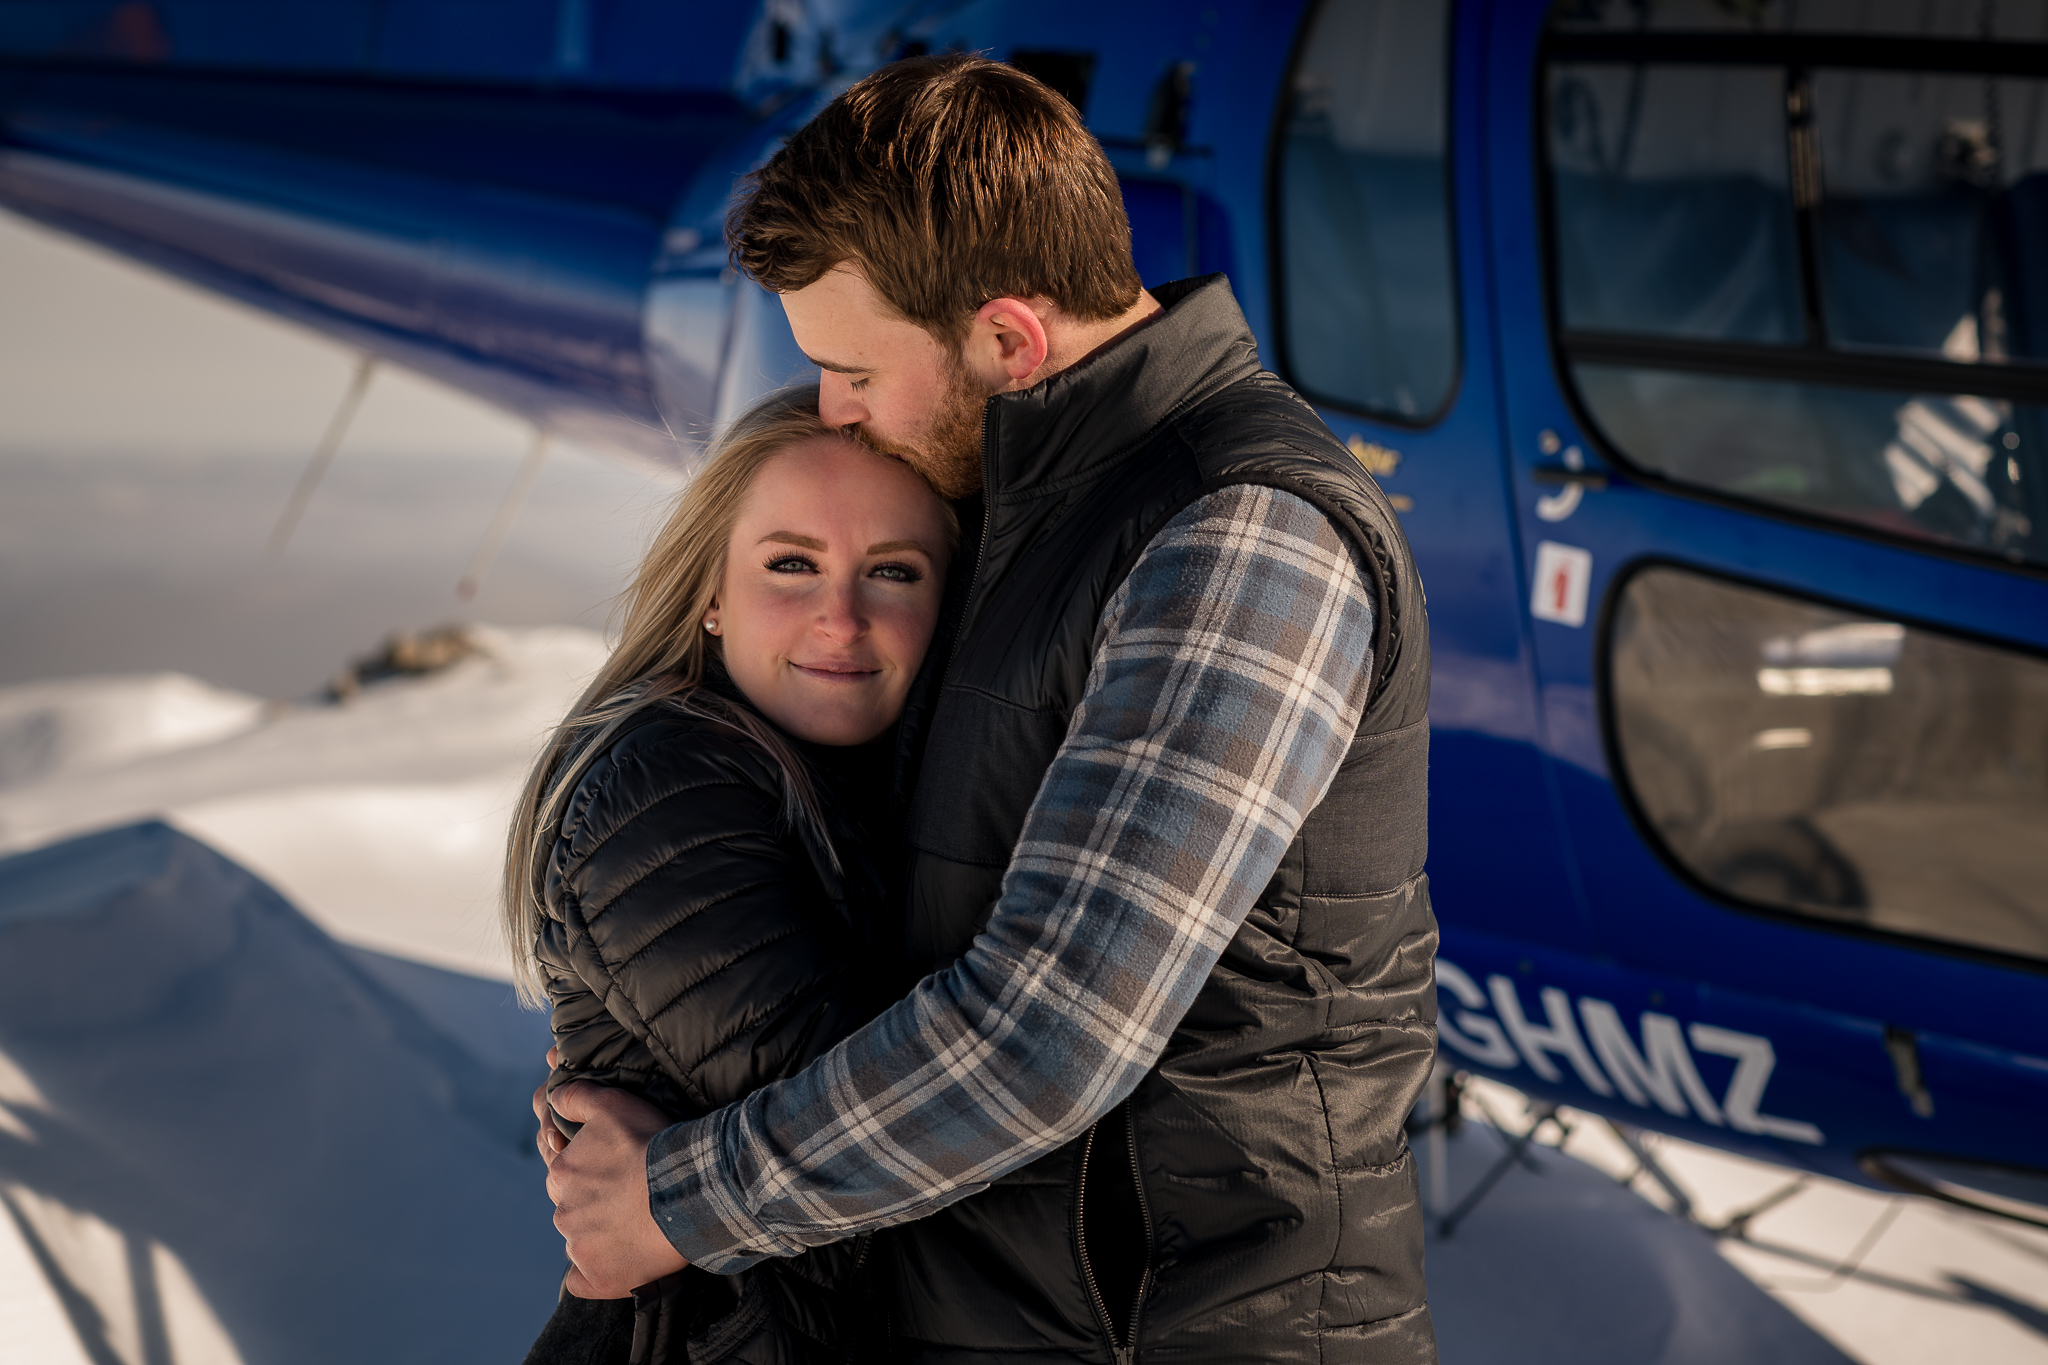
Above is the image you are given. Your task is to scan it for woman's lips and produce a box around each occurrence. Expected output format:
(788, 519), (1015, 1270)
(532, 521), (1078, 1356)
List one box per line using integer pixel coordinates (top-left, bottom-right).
(789, 661), (881, 685)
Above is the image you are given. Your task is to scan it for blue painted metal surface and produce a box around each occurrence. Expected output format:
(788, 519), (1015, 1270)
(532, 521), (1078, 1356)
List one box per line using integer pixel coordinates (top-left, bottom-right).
(2, 0), (2043, 1200)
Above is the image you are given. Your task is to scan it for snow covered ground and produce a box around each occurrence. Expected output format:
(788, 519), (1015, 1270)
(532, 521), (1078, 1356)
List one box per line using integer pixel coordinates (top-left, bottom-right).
(0, 821), (562, 1365)
(0, 627), (599, 1364)
(0, 625), (608, 977)
(0, 635), (2043, 1364)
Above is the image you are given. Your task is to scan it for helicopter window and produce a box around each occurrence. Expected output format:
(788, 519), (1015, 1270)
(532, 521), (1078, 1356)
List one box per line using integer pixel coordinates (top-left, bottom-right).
(1812, 67), (2047, 367)
(1543, 8), (2048, 570)
(1549, 1), (2048, 41)
(1608, 564), (2048, 965)
(1550, 64), (1803, 346)
(1275, 0), (1457, 425)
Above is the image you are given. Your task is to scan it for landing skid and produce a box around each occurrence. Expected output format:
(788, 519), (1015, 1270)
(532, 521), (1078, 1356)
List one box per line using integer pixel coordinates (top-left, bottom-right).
(1419, 1069), (1915, 1291)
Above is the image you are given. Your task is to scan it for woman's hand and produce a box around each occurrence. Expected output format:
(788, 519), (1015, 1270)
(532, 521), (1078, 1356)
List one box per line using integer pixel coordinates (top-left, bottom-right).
(543, 1079), (690, 1299)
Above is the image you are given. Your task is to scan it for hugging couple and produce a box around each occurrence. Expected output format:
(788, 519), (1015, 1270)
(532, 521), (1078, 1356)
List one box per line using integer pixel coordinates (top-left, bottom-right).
(513, 53), (1438, 1365)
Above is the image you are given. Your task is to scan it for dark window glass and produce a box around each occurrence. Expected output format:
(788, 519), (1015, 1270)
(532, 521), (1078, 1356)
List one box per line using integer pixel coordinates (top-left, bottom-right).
(1543, 9), (2048, 569)
(1610, 566), (2048, 963)
(1551, 0), (2048, 41)
(1576, 368), (2042, 549)
(1551, 65), (1802, 344)
(1814, 69), (2048, 365)
(1277, 0), (1456, 422)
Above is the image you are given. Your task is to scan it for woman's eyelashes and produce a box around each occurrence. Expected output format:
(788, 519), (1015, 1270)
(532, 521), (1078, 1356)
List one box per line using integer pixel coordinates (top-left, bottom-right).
(761, 553), (923, 584)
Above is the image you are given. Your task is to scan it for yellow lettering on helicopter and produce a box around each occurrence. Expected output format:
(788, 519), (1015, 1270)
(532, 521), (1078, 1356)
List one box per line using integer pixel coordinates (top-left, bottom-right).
(1348, 434), (1402, 478)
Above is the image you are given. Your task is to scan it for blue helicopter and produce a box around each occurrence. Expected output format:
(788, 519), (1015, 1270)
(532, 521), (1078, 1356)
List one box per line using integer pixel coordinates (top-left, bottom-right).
(2, 0), (2043, 1227)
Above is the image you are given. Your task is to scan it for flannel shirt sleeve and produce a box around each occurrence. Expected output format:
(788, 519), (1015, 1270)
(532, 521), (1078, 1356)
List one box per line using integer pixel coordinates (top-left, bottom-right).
(643, 485), (1377, 1272)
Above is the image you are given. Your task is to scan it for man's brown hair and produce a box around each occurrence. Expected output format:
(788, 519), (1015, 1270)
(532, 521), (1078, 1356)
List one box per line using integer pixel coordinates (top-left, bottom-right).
(728, 54), (1143, 342)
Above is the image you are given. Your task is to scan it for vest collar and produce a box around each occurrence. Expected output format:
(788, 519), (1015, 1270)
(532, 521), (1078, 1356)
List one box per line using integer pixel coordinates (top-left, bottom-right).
(980, 274), (1263, 503)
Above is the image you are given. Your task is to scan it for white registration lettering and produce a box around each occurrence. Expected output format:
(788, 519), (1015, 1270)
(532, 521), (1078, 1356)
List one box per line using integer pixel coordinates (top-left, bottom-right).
(1578, 997), (1723, 1125)
(1432, 960), (1826, 1145)
(1689, 1024), (1825, 1145)
(1434, 961), (1519, 1069)
(1488, 975), (1614, 1096)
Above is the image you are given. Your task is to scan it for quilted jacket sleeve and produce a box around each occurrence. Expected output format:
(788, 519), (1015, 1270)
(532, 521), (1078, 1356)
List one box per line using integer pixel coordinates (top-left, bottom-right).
(539, 716), (877, 1120)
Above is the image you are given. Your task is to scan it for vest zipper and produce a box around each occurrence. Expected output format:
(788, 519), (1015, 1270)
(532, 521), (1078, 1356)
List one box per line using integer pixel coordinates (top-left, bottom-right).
(946, 403), (995, 673)
(1123, 1100), (1154, 1364)
(849, 1230), (871, 1274)
(1075, 1101), (1151, 1365)
(842, 1231), (875, 1365)
(1074, 1120), (1123, 1365)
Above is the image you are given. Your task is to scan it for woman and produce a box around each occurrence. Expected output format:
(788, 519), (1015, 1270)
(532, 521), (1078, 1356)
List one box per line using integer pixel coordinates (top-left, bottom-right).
(505, 386), (955, 1364)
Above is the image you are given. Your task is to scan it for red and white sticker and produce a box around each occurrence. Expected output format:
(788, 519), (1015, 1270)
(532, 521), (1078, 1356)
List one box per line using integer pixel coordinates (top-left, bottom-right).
(1531, 541), (1592, 627)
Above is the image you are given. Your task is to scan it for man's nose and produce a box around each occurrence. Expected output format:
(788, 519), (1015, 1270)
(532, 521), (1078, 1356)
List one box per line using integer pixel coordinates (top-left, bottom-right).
(818, 371), (868, 428)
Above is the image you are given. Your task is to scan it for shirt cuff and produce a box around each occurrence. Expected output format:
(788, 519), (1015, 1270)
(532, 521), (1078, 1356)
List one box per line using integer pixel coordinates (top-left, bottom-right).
(644, 1109), (795, 1274)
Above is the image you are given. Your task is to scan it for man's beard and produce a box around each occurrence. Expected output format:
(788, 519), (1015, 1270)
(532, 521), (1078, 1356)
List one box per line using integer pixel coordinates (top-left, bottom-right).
(849, 355), (988, 501)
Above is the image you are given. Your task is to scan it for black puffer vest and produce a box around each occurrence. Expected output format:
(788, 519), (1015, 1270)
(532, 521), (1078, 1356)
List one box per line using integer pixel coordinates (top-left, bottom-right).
(881, 277), (1438, 1364)
(530, 676), (895, 1365)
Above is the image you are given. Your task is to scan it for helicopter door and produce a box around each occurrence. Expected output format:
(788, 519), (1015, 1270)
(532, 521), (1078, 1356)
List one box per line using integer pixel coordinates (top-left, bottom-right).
(1270, 0), (1592, 962)
(1482, 1), (2048, 1169)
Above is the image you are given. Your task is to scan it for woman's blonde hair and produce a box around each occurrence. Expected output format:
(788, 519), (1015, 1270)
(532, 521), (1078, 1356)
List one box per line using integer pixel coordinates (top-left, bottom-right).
(501, 384), (949, 1003)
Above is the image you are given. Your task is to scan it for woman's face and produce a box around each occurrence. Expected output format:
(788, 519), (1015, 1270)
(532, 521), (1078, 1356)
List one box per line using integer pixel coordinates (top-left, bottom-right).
(714, 435), (951, 745)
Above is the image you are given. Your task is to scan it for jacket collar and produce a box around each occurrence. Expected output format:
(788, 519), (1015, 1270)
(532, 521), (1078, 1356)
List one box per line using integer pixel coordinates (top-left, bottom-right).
(980, 274), (1263, 503)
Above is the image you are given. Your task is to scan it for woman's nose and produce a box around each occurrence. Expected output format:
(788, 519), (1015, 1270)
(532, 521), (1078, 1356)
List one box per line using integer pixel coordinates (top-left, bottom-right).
(818, 371), (868, 429)
(814, 578), (867, 641)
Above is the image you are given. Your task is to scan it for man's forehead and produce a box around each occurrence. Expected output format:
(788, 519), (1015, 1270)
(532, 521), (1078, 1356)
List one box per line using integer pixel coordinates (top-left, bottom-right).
(783, 263), (882, 323)
(782, 266), (940, 367)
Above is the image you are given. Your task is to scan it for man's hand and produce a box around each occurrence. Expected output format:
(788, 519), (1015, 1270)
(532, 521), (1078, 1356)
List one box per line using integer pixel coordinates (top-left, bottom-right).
(532, 1047), (566, 1161)
(542, 1079), (690, 1298)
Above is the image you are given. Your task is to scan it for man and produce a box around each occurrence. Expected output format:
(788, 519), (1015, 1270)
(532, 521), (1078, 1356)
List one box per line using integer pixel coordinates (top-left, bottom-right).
(543, 53), (1438, 1362)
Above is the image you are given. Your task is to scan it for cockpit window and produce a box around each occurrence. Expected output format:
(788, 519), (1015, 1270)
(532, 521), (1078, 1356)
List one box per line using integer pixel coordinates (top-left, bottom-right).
(1544, 3), (2048, 568)
(1275, 0), (1457, 424)
(1609, 565), (2048, 965)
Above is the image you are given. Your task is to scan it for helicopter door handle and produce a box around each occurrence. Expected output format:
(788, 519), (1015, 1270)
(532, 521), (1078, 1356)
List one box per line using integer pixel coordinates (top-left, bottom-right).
(1532, 464), (1606, 523)
(1532, 430), (1607, 521)
(1531, 466), (1609, 490)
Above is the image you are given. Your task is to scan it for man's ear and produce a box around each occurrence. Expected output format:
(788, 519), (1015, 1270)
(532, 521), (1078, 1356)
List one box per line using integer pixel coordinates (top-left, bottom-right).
(967, 296), (1052, 389)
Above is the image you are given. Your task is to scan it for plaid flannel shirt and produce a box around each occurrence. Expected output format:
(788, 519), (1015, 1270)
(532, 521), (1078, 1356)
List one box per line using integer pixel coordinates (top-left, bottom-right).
(645, 484), (1376, 1272)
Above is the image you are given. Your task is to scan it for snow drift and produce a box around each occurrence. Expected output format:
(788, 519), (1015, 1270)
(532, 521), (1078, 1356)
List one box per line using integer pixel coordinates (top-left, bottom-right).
(0, 820), (561, 1364)
(0, 624), (608, 977)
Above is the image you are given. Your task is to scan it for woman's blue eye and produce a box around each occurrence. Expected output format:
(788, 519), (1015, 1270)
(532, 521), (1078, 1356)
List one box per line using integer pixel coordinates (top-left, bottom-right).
(766, 555), (816, 574)
(872, 562), (922, 583)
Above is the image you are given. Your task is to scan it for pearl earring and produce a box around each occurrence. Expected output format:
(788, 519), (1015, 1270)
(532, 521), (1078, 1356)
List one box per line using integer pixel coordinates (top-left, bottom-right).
(704, 617), (718, 634)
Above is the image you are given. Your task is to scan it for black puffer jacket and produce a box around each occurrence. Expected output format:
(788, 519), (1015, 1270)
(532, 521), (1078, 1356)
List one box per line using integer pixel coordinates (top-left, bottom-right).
(527, 684), (895, 1365)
